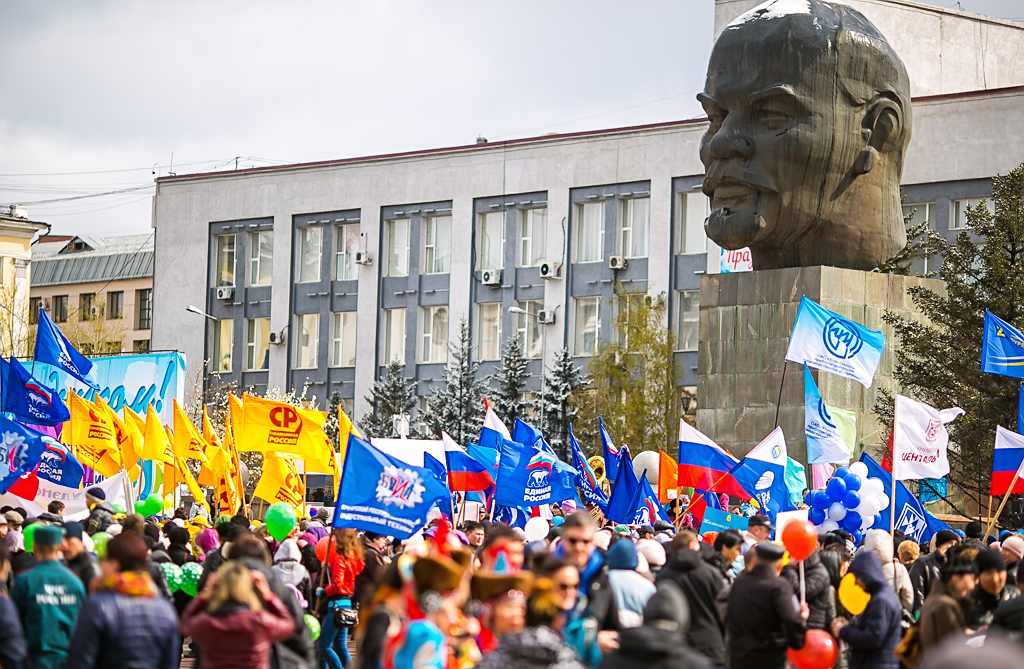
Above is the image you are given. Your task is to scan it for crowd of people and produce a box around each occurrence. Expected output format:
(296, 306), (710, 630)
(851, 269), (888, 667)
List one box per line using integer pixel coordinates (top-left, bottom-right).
(3, 491), (1024, 669)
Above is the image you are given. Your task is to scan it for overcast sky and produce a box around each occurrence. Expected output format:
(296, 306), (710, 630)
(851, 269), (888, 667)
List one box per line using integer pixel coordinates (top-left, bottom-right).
(1, 0), (1020, 237)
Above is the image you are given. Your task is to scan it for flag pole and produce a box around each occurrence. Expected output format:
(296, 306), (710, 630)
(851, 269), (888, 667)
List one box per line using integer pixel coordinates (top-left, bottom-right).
(774, 360), (789, 429)
(987, 495), (993, 532)
(889, 457), (897, 534)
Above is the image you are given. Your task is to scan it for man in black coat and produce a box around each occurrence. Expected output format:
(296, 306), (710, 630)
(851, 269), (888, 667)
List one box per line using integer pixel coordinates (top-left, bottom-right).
(61, 522), (101, 594)
(910, 529), (960, 614)
(655, 530), (726, 665)
(725, 542), (808, 669)
(781, 548), (832, 630)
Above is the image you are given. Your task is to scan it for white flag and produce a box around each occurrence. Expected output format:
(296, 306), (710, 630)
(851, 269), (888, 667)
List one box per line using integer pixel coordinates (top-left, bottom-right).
(892, 394), (964, 481)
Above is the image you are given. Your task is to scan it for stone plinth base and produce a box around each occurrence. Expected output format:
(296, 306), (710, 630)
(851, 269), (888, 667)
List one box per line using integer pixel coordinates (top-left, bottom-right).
(696, 267), (946, 462)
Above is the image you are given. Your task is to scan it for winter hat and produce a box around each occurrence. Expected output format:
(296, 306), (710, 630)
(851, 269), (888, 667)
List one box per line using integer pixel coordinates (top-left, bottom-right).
(642, 580), (690, 633)
(85, 487), (106, 503)
(4, 510), (23, 527)
(636, 538), (667, 567)
(606, 538), (639, 570)
(965, 521), (984, 539)
(33, 525), (63, 548)
(560, 500), (577, 514)
(1001, 535), (1024, 560)
(593, 529), (612, 551)
(64, 522), (85, 541)
(934, 529), (960, 548)
(976, 549), (1006, 574)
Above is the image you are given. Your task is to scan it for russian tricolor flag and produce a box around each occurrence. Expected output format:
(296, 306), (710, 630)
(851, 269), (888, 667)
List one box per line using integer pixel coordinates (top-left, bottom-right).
(992, 425), (1024, 495)
(443, 432), (495, 501)
(677, 419), (751, 500)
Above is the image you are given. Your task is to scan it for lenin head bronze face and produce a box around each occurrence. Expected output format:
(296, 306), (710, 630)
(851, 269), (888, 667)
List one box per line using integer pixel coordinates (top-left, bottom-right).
(699, 0), (912, 271)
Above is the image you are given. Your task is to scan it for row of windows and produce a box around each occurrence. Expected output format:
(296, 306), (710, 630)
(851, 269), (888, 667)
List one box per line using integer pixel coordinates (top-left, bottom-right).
(29, 289), (152, 330)
(901, 198), (994, 274)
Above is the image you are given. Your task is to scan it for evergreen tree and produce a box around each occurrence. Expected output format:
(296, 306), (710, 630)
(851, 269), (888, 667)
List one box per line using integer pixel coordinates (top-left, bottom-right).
(359, 360), (419, 438)
(424, 317), (485, 444)
(539, 346), (590, 460)
(324, 391), (341, 449)
(876, 163), (1024, 516)
(490, 332), (531, 429)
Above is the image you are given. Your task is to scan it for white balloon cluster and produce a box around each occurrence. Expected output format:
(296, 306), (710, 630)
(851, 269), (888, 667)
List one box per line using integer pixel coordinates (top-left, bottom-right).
(808, 461), (891, 541)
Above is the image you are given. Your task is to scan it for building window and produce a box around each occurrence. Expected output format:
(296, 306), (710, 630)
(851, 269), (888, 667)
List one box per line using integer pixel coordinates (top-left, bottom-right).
(574, 296), (600, 356)
(676, 191), (710, 254)
(107, 291), (124, 319)
(902, 203), (937, 275)
(80, 293), (95, 321)
(29, 297), (40, 325)
(675, 290), (700, 352)
(294, 313), (319, 369)
(133, 339), (150, 353)
(618, 197), (649, 258)
(423, 216), (452, 274)
(518, 208), (547, 267)
(212, 319), (233, 373)
(952, 198), (993, 230)
(420, 306), (449, 364)
(297, 226), (322, 283)
(215, 234), (236, 287)
(477, 211), (505, 271)
(246, 318), (271, 371)
(53, 295), (68, 323)
(335, 223), (360, 281)
(249, 230), (274, 287)
(103, 341), (122, 354)
(136, 289), (152, 329)
(478, 303), (502, 361)
(330, 311), (357, 367)
(575, 202), (604, 263)
(385, 219), (410, 277)
(516, 300), (543, 359)
(384, 308), (407, 365)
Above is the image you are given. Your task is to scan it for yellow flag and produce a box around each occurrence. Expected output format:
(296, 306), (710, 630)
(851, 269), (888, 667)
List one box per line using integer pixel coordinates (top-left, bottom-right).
(223, 402), (245, 511)
(123, 405), (147, 466)
(197, 406), (225, 487)
(304, 433), (339, 476)
(173, 399), (210, 465)
(65, 392), (122, 478)
(236, 394), (328, 457)
(142, 404), (175, 465)
(94, 396), (141, 482)
(337, 405), (362, 465)
(177, 456), (209, 513)
(253, 451), (305, 511)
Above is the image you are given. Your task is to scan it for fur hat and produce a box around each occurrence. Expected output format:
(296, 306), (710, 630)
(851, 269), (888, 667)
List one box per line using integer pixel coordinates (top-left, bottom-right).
(470, 570), (533, 602)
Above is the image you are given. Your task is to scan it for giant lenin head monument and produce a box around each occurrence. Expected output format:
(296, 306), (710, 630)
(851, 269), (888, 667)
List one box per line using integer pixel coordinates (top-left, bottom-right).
(695, 0), (941, 462)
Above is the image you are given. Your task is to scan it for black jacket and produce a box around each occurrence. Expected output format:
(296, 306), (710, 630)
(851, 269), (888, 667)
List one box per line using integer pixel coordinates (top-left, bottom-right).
(838, 552), (901, 669)
(167, 544), (195, 567)
(65, 551), (101, 594)
(725, 563), (806, 669)
(655, 548), (726, 664)
(969, 583), (1020, 627)
(353, 537), (388, 607)
(992, 593), (1024, 639)
(909, 550), (944, 614)
(1005, 559), (1020, 590)
(65, 589), (180, 669)
(85, 502), (115, 535)
(0, 593), (27, 669)
(781, 551), (832, 630)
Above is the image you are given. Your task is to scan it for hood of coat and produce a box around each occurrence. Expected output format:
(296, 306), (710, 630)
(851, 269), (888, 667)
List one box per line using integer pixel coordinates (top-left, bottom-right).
(496, 625), (577, 665)
(272, 539), (307, 587)
(862, 529), (894, 563)
(664, 547), (704, 573)
(849, 550), (888, 594)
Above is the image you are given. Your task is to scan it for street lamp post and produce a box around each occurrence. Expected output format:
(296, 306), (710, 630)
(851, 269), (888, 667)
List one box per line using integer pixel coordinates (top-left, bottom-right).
(185, 305), (217, 321)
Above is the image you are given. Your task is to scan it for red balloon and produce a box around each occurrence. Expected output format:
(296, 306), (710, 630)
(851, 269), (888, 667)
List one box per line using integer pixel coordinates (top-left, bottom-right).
(702, 531), (718, 545)
(782, 519), (818, 561)
(315, 536), (330, 562)
(787, 629), (839, 669)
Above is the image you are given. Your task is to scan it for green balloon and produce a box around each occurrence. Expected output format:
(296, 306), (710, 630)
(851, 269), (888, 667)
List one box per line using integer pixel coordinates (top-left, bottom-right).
(112, 503), (126, 515)
(23, 524), (38, 553)
(264, 503), (297, 541)
(304, 614), (321, 641)
(92, 532), (112, 559)
(180, 562), (203, 597)
(143, 493), (164, 517)
(160, 562), (183, 593)
(134, 501), (148, 515)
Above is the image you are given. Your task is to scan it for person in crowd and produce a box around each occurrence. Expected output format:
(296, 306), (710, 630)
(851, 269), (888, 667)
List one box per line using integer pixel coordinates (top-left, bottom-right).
(83, 487), (115, 536)
(356, 562), (405, 669)
(0, 540), (28, 669)
(831, 551), (901, 669)
(272, 537), (312, 611)
(918, 551), (977, 652)
(195, 527), (220, 564)
(354, 531), (390, 607)
(780, 542), (831, 631)
(598, 580), (712, 669)
(298, 531), (322, 585)
(557, 512), (620, 654)
(181, 561), (297, 668)
(64, 532), (179, 669)
(12, 525), (86, 669)
(862, 529), (913, 612)
(471, 568), (533, 652)
(742, 515), (772, 547)
(898, 539), (920, 568)
(198, 520), (251, 591)
(61, 522), (101, 594)
(318, 528), (366, 669)
(188, 497), (210, 523)
(635, 538), (666, 576)
(47, 501), (65, 519)
(725, 542), (808, 669)
(969, 549), (1019, 628)
(999, 534), (1023, 588)
(709, 529), (743, 584)
(166, 524), (196, 566)
(910, 529), (960, 614)
(604, 538), (656, 628)
(119, 515), (173, 601)
(465, 521), (486, 549)
(655, 529), (725, 666)
(481, 523), (526, 571)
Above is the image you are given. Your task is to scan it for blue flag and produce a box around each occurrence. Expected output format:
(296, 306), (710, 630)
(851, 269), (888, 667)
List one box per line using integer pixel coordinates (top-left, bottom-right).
(34, 435), (84, 487)
(600, 417), (624, 483)
(0, 416), (48, 494)
(331, 435), (451, 539)
(569, 425), (608, 510)
(858, 452), (950, 543)
(627, 471), (671, 525)
(728, 427), (796, 522)
(803, 364), (851, 465)
(1019, 384), (1024, 434)
(0, 357), (70, 426)
(606, 449), (640, 523)
(493, 504), (529, 530)
(34, 309), (97, 388)
(424, 452), (447, 482)
(785, 296), (885, 388)
(513, 418), (555, 454)
(494, 438), (576, 508)
(981, 310), (1024, 379)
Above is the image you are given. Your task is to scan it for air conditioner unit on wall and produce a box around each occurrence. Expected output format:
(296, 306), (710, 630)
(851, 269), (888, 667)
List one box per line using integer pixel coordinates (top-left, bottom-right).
(354, 250), (372, 265)
(609, 256), (627, 270)
(539, 261), (561, 279)
(269, 331), (286, 345)
(537, 309), (556, 324)
(216, 286), (234, 300)
(481, 269), (501, 286)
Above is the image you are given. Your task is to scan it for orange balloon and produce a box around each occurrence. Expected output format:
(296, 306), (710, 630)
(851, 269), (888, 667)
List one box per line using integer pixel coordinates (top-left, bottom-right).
(702, 531), (718, 545)
(787, 629), (839, 669)
(315, 536), (330, 562)
(781, 519), (818, 561)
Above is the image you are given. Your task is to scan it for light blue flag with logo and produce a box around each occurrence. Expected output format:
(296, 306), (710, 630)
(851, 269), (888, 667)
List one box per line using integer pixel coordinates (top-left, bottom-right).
(785, 296), (885, 388)
(982, 310), (1024, 379)
(804, 364), (852, 465)
(627, 471), (671, 525)
(728, 427), (796, 522)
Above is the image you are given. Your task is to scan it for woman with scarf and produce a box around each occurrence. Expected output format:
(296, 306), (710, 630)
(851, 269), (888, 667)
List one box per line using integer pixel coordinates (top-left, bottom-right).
(273, 537), (313, 612)
(195, 528), (220, 564)
(65, 532), (180, 669)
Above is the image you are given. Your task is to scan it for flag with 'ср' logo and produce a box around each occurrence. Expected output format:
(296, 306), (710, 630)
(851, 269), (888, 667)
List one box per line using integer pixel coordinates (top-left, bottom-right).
(254, 451), (305, 511)
(785, 296), (885, 388)
(235, 394), (327, 457)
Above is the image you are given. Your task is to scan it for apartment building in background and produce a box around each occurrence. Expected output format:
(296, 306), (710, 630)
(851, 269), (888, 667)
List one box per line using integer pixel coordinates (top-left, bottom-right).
(151, 1), (1024, 427)
(30, 234), (154, 354)
(0, 205), (50, 357)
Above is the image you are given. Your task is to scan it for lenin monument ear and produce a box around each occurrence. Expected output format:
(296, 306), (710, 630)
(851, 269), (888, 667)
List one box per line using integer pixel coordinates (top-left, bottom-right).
(853, 99), (903, 176)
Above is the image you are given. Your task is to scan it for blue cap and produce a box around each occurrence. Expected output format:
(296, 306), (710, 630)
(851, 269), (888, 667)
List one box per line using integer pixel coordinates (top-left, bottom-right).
(954, 529), (966, 539)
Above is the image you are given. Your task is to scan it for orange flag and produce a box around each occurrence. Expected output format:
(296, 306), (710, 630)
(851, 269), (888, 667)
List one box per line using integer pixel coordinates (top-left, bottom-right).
(173, 398), (210, 465)
(65, 392), (122, 478)
(142, 404), (175, 465)
(94, 396), (141, 482)
(658, 450), (679, 504)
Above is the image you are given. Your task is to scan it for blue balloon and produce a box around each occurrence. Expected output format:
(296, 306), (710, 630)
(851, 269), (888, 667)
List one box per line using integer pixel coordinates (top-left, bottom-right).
(843, 490), (861, 509)
(826, 477), (847, 503)
(872, 513), (883, 529)
(834, 466), (851, 481)
(852, 530), (864, 545)
(804, 491), (813, 507)
(844, 473), (862, 492)
(811, 491), (831, 510)
(810, 507), (826, 525)
(842, 510), (863, 532)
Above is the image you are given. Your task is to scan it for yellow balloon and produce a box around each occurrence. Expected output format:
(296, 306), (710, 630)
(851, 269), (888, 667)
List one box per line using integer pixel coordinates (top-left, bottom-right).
(839, 573), (870, 615)
(164, 496), (174, 510)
